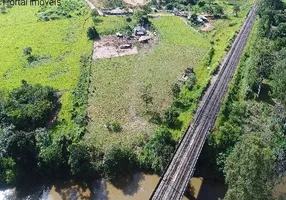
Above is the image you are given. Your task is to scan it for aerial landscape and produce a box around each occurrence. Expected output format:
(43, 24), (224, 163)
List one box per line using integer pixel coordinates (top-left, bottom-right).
(0, 0), (285, 199)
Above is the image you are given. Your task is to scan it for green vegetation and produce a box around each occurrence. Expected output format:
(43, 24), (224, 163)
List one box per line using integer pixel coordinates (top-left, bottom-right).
(195, 0), (286, 199)
(0, 81), (58, 131)
(0, 0), (93, 185)
(87, 16), (210, 149)
(224, 135), (275, 200)
(139, 128), (176, 173)
(0, 0), (269, 189)
(0, 4), (92, 131)
(37, 0), (87, 21)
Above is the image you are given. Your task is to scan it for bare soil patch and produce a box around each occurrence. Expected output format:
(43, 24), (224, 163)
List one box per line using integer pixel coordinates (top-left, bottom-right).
(93, 36), (138, 60)
(201, 22), (215, 32)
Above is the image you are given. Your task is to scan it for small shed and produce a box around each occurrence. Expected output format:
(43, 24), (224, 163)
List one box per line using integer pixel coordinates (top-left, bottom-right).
(134, 26), (147, 36)
(173, 8), (179, 15)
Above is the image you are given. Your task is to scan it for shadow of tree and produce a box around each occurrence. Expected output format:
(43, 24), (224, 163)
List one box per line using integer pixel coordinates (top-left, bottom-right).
(257, 83), (275, 106)
(109, 171), (145, 196)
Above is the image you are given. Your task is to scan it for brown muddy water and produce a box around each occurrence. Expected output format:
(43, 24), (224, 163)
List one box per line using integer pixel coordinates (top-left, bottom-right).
(0, 171), (227, 200)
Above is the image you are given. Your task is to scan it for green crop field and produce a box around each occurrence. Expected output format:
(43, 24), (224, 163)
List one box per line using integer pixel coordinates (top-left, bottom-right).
(86, 16), (211, 149)
(0, 5), (93, 133)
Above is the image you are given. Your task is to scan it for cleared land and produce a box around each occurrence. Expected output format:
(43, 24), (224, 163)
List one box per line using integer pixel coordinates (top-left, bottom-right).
(86, 17), (211, 148)
(0, 6), (92, 133)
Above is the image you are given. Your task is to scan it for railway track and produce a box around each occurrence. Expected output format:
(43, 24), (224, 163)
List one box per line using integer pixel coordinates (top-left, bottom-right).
(150, 3), (257, 200)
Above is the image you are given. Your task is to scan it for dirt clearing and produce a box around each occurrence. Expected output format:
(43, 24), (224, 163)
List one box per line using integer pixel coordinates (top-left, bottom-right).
(93, 36), (138, 60)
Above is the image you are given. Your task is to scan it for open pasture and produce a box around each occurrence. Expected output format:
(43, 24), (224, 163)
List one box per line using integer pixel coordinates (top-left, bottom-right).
(86, 16), (211, 148)
(0, 5), (92, 132)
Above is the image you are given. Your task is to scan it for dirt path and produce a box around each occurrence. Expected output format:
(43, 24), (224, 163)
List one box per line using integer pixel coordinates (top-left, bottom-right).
(84, 0), (103, 15)
(123, 0), (147, 5)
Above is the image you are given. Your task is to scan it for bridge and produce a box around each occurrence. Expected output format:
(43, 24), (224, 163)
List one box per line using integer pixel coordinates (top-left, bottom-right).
(150, 4), (257, 200)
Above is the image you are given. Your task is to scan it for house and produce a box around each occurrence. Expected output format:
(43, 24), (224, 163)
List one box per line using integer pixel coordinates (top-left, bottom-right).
(134, 26), (147, 36)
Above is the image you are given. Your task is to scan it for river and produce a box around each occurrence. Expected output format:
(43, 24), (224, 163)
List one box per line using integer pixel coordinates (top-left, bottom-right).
(0, 172), (227, 200)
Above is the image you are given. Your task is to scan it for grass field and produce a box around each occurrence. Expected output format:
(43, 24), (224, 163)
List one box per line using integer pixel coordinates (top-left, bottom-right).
(86, 16), (211, 149)
(0, 5), (93, 133)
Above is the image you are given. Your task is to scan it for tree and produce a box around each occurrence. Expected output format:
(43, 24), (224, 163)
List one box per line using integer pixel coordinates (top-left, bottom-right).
(224, 134), (275, 200)
(139, 128), (176, 173)
(140, 84), (153, 110)
(233, 4), (240, 16)
(1, 81), (58, 131)
(134, 10), (150, 26)
(68, 143), (93, 180)
(103, 146), (137, 179)
(87, 27), (100, 40)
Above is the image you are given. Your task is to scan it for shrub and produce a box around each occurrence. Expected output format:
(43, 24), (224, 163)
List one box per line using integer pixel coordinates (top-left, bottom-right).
(126, 16), (132, 22)
(148, 111), (162, 124)
(23, 47), (32, 56)
(91, 9), (99, 18)
(0, 6), (6, 14)
(0, 80), (58, 131)
(106, 121), (122, 132)
(163, 107), (181, 129)
(186, 73), (197, 91)
(171, 83), (181, 99)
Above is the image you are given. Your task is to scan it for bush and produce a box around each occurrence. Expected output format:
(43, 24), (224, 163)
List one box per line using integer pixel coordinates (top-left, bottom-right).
(87, 27), (100, 40)
(126, 16), (132, 22)
(1, 80), (58, 131)
(103, 146), (137, 179)
(163, 107), (181, 129)
(148, 111), (162, 124)
(91, 9), (99, 18)
(186, 73), (197, 91)
(171, 83), (181, 99)
(0, 6), (6, 14)
(106, 121), (122, 132)
(23, 47), (32, 56)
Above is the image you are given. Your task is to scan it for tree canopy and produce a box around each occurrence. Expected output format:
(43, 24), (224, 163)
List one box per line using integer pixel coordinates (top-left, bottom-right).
(0, 81), (58, 131)
(224, 135), (275, 200)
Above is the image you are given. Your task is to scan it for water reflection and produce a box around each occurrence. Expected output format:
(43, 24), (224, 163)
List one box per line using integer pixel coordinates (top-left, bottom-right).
(0, 172), (228, 200)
